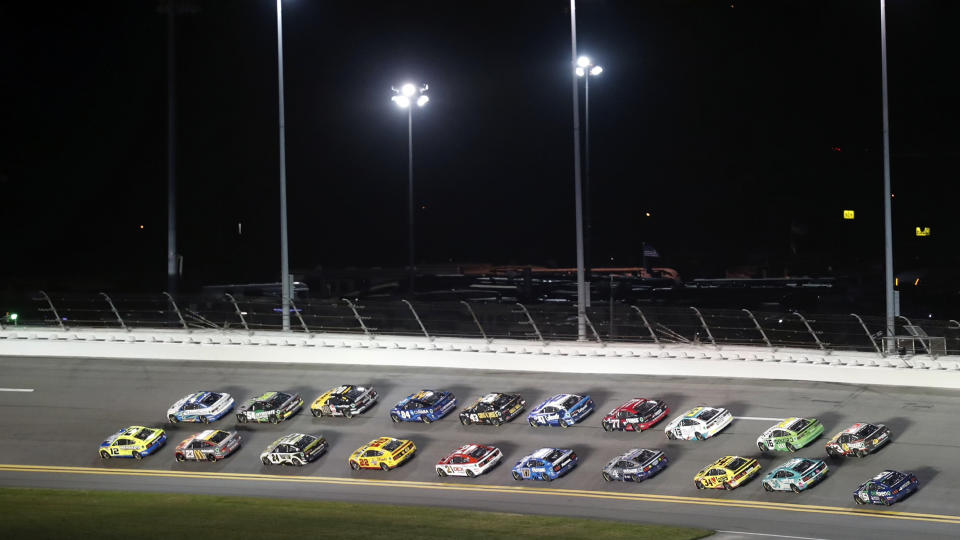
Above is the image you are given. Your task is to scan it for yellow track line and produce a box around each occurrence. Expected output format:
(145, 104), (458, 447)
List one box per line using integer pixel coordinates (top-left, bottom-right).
(1, 464), (958, 525)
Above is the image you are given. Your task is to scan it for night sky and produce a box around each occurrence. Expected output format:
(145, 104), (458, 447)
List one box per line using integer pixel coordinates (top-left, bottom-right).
(2, 0), (958, 293)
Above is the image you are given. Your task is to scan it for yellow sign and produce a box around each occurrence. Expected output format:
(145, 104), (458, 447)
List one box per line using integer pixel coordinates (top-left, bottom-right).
(843, 210), (855, 220)
(916, 227), (931, 237)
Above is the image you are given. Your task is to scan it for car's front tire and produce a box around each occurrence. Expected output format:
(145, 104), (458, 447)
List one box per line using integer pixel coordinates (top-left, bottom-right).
(529, 419), (538, 427)
(391, 414), (401, 423)
(666, 431), (676, 440)
(758, 442), (768, 452)
(175, 453), (186, 462)
(854, 495), (865, 505)
(460, 416), (470, 425)
(437, 468), (447, 477)
(512, 472), (522, 481)
(762, 482), (773, 492)
(262, 457), (271, 466)
(168, 415), (178, 424)
(602, 472), (613, 482)
(237, 415), (247, 424)
(602, 423), (611, 432)
(695, 480), (704, 489)
(100, 450), (111, 460)
(350, 461), (360, 471)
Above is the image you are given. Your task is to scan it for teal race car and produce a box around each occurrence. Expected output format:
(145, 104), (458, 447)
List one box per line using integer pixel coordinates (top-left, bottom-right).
(756, 417), (823, 452)
(762, 457), (829, 493)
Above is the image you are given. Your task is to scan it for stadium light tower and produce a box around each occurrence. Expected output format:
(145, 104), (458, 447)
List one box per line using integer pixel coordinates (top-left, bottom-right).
(576, 55), (603, 304)
(391, 82), (430, 294)
(275, 0), (291, 331)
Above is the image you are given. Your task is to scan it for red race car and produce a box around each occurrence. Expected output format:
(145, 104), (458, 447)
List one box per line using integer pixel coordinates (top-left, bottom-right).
(601, 398), (669, 432)
(435, 444), (503, 478)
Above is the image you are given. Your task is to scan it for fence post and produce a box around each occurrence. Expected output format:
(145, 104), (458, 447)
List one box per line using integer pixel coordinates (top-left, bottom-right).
(583, 313), (603, 345)
(850, 313), (884, 358)
(741, 308), (772, 348)
(223, 293), (250, 334)
(38, 290), (65, 330)
(401, 299), (432, 341)
(162, 292), (189, 331)
(100, 292), (128, 331)
(460, 301), (490, 343)
(792, 311), (825, 351)
(690, 307), (718, 348)
(515, 303), (544, 343)
(341, 298), (372, 339)
(630, 305), (661, 347)
(289, 298), (311, 335)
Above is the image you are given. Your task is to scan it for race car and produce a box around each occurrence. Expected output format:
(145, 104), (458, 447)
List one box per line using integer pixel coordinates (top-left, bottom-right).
(756, 417), (824, 452)
(693, 455), (762, 490)
(236, 391), (303, 424)
(601, 448), (669, 482)
(511, 448), (578, 481)
(825, 422), (891, 458)
(310, 385), (378, 418)
(761, 457), (829, 493)
(99, 426), (167, 460)
(174, 429), (241, 462)
(390, 389), (456, 423)
(260, 433), (328, 466)
(166, 391), (235, 424)
(528, 393), (594, 428)
(664, 406), (733, 441)
(601, 398), (669, 432)
(435, 444), (502, 478)
(854, 470), (919, 505)
(348, 437), (416, 471)
(459, 392), (526, 426)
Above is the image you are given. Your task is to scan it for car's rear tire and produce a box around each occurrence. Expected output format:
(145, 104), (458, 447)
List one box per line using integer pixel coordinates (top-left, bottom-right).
(345, 410), (353, 419)
(133, 451), (143, 461)
(293, 457), (304, 467)
(493, 418), (503, 427)
(602, 472), (613, 482)
(882, 497), (891, 506)
(512, 471), (522, 481)
(544, 475), (552, 482)
(269, 415), (279, 424)
(466, 469), (475, 478)
(100, 450), (111, 460)
(856, 450), (866, 458)
(391, 414), (401, 423)
(790, 484), (801, 493)
(561, 421), (569, 429)
(758, 442), (768, 452)
(350, 461), (360, 471)
(786, 442), (796, 452)
(168, 415), (178, 424)
(201, 416), (210, 424)
(380, 462), (390, 471)
(423, 416), (432, 424)
(262, 457), (271, 466)
(723, 481), (732, 491)
(437, 468), (447, 477)
(762, 482), (773, 492)
(695, 432), (705, 441)
(206, 453), (217, 462)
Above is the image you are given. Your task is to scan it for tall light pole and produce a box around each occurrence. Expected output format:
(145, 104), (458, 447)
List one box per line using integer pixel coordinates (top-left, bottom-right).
(880, 0), (894, 339)
(275, 0), (291, 331)
(576, 56), (603, 306)
(569, 0), (586, 341)
(391, 82), (430, 294)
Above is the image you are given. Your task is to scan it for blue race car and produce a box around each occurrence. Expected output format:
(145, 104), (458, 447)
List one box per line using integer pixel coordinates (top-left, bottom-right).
(762, 457), (829, 493)
(854, 470), (919, 505)
(389, 389), (457, 423)
(511, 448), (578, 481)
(527, 393), (594, 428)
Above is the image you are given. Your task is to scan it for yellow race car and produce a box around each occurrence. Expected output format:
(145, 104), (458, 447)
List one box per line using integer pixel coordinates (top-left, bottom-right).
(99, 426), (167, 460)
(694, 455), (762, 490)
(348, 437), (416, 471)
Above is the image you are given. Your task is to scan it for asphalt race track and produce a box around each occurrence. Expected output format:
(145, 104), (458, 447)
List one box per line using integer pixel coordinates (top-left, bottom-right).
(1, 356), (959, 539)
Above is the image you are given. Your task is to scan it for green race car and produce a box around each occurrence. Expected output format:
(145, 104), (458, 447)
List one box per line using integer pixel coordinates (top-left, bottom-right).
(756, 417), (823, 452)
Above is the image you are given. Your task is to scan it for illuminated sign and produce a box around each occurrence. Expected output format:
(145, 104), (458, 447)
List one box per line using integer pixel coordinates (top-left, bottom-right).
(843, 210), (855, 220)
(915, 227), (931, 237)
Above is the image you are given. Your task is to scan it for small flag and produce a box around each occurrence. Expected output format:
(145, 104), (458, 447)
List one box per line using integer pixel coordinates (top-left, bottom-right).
(642, 245), (660, 258)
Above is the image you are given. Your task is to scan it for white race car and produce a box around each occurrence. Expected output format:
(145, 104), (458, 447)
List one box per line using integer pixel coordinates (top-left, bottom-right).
(435, 444), (503, 478)
(664, 406), (733, 441)
(260, 433), (328, 466)
(167, 391), (235, 423)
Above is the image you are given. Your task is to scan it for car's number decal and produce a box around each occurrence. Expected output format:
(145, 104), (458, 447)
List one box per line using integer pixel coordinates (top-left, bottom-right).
(521, 468), (531, 478)
(270, 453), (283, 464)
(469, 414), (480, 423)
(359, 458), (370, 467)
(111, 447), (119, 455)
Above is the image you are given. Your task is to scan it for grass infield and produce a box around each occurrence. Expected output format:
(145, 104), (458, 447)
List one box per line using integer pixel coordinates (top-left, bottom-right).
(0, 487), (712, 539)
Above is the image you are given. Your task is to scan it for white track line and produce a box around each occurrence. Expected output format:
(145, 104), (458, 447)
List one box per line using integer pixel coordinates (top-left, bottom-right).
(0, 388), (34, 392)
(737, 416), (783, 421)
(716, 532), (832, 540)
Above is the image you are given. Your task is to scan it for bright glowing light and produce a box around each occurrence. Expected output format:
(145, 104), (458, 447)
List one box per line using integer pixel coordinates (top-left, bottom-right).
(8, 313), (17, 321)
(577, 55), (592, 68)
(416, 95), (429, 107)
(392, 95), (411, 108)
(590, 65), (604, 76)
(645, 212), (651, 217)
(575, 66), (585, 77)
(139, 224), (144, 230)
(401, 83), (416, 97)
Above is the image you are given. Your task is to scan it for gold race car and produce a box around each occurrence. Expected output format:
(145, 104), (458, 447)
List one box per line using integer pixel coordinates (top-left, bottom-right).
(348, 437), (416, 471)
(694, 455), (762, 490)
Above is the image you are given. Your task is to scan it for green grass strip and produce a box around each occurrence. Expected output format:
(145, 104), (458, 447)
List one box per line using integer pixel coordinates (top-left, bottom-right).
(0, 486), (712, 539)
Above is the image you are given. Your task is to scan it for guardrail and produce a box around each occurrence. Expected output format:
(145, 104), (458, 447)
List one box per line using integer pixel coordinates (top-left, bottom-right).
(3, 291), (959, 359)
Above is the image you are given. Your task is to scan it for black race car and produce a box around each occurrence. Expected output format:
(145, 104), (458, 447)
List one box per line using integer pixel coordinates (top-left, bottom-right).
(459, 392), (526, 426)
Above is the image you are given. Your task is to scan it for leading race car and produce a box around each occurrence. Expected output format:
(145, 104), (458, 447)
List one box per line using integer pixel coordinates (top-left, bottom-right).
(601, 398), (669, 432)
(349, 437), (416, 471)
(99, 426), (167, 460)
(459, 392), (526, 426)
(825, 422), (891, 458)
(435, 444), (503, 478)
(601, 448), (669, 482)
(174, 429), (241, 462)
(511, 448), (578, 482)
(167, 391), (235, 424)
(664, 406), (733, 441)
(761, 457), (829, 493)
(236, 391), (303, 424)
(854, 470), (919, 505)
(756, 417), (824, 452)
(311, 385), (378, 418)
(390, 389), (456, 423)
(694, 455), (762, 490)
(528, 393), (594, 428)
(260, 433), (328, 466)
